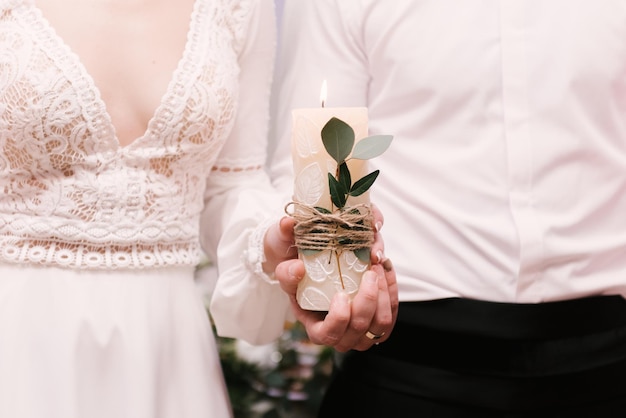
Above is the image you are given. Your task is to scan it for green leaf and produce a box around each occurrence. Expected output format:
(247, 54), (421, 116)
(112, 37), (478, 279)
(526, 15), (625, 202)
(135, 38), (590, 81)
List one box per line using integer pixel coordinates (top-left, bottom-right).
(314, 206), (331, 214)
(321, 117), (354, 164)
(351, 135), (393, 160)
(349, 170), (380, 197)
(337, 237), (353, 246)
(347, 207), (362, 218)
(338, 162), (351, 192)
(301, 249), (322, 256)
(328, 173), (347, 208)
(354, 247), (370, 263)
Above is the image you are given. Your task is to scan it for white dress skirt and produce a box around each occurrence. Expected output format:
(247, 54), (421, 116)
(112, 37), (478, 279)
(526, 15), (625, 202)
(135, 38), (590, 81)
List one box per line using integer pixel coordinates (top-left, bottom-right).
(0, 264), (232, 418)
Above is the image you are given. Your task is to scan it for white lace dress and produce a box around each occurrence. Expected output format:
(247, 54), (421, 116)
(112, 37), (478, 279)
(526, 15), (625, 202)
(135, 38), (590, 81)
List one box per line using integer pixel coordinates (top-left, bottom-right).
(0, 0), (291, 417)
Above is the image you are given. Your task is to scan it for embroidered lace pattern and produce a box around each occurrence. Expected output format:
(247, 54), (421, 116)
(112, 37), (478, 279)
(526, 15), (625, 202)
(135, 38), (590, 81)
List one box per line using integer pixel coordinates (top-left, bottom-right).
(0, 0), (260, 269)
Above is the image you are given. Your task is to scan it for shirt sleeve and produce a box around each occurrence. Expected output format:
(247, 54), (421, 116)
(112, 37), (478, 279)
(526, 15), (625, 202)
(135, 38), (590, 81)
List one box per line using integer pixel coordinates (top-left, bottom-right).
(202, 0), (293, 346)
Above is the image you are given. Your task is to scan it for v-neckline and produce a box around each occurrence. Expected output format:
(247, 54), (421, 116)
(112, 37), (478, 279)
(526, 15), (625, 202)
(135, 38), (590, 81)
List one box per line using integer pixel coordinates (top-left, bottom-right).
(30, 0), (200, 151)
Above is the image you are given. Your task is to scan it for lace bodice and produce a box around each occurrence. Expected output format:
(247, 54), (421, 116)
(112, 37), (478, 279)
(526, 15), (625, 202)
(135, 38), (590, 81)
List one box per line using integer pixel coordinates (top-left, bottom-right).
(0, 0), (273, 269)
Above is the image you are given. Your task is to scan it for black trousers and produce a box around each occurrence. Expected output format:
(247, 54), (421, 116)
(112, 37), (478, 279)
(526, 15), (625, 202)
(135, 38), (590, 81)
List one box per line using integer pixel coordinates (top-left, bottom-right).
(318, 296), (626, 417)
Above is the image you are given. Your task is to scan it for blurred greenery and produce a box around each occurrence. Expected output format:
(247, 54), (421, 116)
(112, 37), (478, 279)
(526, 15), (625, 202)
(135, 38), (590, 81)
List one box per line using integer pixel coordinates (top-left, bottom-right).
(214, 323), (333, 418)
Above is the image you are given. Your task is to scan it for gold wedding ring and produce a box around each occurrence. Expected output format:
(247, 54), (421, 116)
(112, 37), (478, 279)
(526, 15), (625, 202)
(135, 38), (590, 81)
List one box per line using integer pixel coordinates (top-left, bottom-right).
(365, 330), (385, 340)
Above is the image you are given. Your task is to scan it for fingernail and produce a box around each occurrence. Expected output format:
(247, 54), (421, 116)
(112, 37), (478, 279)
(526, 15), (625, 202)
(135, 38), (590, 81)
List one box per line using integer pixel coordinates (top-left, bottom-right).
(376, 250), (384, 264)
(375, 222), (383, 233)
(382, 258), (393, 272)
(365, 270), (378, 284)
(333, 291), (350, 307)
(288, 263), (297, 279)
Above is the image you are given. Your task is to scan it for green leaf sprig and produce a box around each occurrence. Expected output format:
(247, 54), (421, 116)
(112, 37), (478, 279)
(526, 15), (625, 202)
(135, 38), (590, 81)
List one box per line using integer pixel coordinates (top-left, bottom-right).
(316, 116), (393, 265)
(321, 117), (393, 210)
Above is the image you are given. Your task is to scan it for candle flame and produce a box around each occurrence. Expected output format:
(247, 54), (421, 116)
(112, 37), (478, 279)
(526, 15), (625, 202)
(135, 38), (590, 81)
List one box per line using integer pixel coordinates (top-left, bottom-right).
(320, 80), (327, 108)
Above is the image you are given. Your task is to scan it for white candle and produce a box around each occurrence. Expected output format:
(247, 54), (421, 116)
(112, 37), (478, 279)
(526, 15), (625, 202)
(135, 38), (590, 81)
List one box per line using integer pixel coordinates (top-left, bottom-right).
(291, 86), (372, 311)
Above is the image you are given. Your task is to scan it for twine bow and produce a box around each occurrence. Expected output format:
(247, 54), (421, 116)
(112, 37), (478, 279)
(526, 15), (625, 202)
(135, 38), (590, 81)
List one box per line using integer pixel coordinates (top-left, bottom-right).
(286, 202), (375, 253)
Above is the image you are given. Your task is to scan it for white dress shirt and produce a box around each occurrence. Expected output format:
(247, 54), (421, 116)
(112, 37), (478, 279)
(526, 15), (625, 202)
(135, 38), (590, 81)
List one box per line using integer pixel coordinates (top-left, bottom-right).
(270, 0), (626, 303)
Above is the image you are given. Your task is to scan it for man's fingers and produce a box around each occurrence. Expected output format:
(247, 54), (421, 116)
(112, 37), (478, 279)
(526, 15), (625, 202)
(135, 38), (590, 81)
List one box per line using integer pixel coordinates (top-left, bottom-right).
(313, 292), (351, 348)
(370, 203), (384, 233)
(330, 270), (379, 352)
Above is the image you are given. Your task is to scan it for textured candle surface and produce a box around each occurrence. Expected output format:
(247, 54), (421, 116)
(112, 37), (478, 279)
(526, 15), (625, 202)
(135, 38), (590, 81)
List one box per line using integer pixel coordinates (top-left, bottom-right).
(291, 107), (370, 311)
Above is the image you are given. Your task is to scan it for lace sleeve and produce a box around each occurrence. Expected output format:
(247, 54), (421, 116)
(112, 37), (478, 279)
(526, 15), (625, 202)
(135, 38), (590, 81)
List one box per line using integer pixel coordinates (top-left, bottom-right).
(200, 0), (277, 256)
(210, 0), (276, 176)
(203, 0), (293, 345)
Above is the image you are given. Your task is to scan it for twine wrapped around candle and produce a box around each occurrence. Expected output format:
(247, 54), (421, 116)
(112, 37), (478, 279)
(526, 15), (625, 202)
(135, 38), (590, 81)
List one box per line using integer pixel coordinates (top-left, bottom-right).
(286, 202), (375, 253)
